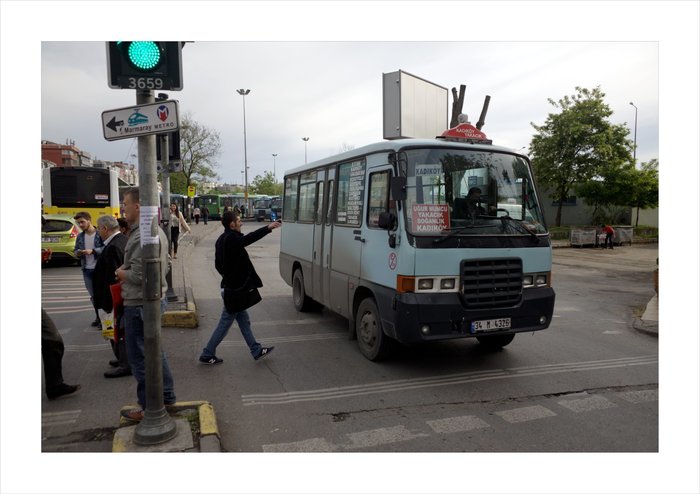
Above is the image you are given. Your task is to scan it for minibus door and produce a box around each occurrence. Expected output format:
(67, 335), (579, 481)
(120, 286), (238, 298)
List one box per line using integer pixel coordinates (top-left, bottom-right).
(312, 169), (327, 305)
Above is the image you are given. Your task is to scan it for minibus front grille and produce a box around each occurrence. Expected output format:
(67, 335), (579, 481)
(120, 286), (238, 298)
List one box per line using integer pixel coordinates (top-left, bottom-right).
(460, 258), (523, 308)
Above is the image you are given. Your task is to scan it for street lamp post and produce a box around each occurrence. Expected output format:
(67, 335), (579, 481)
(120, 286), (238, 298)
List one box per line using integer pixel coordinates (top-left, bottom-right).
(237, 89), (251, 204)
(629, 102), (638, 165)
(272, 153), (277, 182)
(302, 137), (309, 164)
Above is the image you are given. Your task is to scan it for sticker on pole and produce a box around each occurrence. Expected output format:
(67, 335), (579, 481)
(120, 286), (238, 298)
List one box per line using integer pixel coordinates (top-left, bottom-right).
(411, 204), (450, 233)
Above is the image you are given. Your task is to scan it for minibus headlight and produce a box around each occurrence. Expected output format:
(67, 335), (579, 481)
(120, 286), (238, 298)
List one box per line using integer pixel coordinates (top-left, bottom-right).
(440, 278), (456, 290)
(522, 275), (534, 287)
(535, 274), (548, 286)
(417, 278), (434, 290)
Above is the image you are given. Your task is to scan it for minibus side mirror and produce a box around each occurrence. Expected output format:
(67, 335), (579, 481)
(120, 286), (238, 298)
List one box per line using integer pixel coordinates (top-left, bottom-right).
(378, 212), (396, 230)
(390, 176), (407, 201)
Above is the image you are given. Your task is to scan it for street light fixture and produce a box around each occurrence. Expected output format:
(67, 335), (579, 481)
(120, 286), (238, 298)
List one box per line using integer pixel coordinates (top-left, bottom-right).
(237, 89), (251, 204)
(272, 153), (278, 182)
(302, 137), (310, 164)
(629, 102), (638, 165)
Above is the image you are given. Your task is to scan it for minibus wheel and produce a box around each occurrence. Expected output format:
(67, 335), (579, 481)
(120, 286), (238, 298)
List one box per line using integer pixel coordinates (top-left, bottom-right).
(476, 333), (515, 350)
(292, 268), (314, 312)
(356, 298), (390, 361)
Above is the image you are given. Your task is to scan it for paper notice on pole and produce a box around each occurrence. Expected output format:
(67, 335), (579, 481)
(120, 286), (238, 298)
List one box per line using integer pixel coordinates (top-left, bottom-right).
(139, 206), (160, 246)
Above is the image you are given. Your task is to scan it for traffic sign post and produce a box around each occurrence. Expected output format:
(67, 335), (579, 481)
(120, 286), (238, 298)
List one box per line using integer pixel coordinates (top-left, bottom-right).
(133, 89), (178, 446)
(102, 100), (179, 141)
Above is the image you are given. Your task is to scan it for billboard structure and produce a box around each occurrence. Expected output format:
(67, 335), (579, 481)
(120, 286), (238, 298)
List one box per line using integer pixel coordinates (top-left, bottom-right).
(383, 70), (448, 140)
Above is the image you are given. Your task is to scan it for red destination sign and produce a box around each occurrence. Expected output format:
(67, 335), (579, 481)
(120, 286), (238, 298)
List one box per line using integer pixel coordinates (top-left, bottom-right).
(440, 123), (488, 141)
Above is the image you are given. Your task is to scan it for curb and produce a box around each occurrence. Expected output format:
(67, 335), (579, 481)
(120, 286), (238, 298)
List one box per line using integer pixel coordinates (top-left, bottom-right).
(632, 317), (658, 337)
(112, 401), (222, 452)
(162, 286), (198, 328)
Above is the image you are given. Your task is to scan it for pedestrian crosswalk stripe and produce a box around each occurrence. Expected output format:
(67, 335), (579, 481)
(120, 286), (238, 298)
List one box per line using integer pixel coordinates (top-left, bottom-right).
(427, 415), (491, 434)
(557, 394), (617, 413)
(494, 405), (557, 423)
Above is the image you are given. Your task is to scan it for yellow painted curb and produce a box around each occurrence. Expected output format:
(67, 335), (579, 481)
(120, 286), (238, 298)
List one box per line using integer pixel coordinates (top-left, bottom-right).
(199, 402), (219, 438)
(162, 309), (198, 328)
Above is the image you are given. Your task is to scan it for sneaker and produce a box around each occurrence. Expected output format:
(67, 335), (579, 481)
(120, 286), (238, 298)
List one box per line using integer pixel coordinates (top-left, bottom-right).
(199, 356), (223, 365)
(108, 359), (120, 367)
(120, 407), (144, 421)
(254, 346), (274, 360)
(91, 318), (101, 328)
(47, 383), (81, 400)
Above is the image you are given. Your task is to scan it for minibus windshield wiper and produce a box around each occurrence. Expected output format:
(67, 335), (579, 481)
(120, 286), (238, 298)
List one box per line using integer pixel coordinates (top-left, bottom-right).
(499, 215), (538, 239)
(432, 222), (494, 244)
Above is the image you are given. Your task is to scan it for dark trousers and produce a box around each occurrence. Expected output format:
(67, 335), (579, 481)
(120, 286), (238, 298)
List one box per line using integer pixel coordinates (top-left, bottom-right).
(109, 313), (130, 369)
(605, 233), (614, 249)
(170, 227), (180, 254)
(42, 309), (65, 392)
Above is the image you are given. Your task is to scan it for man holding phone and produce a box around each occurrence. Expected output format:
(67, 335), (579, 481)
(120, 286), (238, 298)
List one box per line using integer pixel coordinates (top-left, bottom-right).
(73, 211), (105, 327)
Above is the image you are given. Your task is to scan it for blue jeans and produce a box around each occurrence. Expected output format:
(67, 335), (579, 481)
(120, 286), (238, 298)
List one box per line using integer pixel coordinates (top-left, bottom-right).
(82, 269), (98, 316)
(200, 289), (262, 359)
(123, 301), (176, 408)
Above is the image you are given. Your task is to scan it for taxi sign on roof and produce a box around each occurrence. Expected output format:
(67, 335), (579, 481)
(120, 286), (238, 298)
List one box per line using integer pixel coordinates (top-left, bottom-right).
(438, 123), (491, 143)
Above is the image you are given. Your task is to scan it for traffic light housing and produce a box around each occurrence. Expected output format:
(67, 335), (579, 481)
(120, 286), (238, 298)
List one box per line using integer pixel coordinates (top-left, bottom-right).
(107, 41), (183, 91)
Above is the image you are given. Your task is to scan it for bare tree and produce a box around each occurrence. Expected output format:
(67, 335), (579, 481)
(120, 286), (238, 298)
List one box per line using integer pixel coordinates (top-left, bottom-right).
(179, 112), (221, 191)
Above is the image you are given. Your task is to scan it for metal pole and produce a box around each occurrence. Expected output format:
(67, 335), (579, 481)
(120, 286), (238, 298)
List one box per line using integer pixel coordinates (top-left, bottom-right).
(629, 102), (638, 165)
(272, 153), (277, 183)
(302, 137), (309, 164)
(160, 132), (178, 302)
(237, 89), (250, 213)
(134, 88), (177, 445)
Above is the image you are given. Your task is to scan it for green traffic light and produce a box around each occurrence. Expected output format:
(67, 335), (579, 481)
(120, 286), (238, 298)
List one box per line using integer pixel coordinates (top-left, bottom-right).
(127, 42), (161, 71)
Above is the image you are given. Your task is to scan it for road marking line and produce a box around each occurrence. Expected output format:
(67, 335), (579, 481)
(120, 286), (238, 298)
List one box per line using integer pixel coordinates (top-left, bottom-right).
(241, 355), (657, 406)
(494, 405), (557, 423)
(42, 296), (92, 302)
(262, 437), (336, 452)
(345, 425), (428, 449)
(617, 389), (658, 404)
(427, 415), (491, 434)
(557, 394), (618, 413)
(42, 410), (80, 427)
(220, 333), (346, 347)
(65, 343), (111, 352)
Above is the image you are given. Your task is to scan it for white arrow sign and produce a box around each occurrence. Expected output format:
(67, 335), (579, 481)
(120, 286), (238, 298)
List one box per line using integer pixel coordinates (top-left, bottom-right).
(102, 100), (179, 141)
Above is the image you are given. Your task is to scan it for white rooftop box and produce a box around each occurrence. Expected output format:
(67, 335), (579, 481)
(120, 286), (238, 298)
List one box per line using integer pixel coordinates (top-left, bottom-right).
(383, 70), (448, 140)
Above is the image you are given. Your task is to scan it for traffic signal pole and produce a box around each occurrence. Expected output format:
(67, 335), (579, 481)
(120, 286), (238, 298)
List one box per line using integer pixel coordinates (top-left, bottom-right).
(134, 89), (177, 445)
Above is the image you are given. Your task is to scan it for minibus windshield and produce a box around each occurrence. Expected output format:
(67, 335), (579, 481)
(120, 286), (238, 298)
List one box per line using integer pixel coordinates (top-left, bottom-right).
(402, 148), (547, 236)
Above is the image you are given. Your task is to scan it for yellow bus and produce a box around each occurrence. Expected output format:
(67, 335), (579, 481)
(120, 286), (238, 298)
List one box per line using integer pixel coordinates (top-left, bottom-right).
(42, 166), (121, 219)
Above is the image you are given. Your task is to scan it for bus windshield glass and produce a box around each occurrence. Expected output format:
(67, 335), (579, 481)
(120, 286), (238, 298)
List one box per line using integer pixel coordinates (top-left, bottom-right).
(402, 148), (546, 236)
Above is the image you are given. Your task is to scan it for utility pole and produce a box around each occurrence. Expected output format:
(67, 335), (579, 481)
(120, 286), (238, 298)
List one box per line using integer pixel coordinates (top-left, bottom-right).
(134, 88), (177, 445)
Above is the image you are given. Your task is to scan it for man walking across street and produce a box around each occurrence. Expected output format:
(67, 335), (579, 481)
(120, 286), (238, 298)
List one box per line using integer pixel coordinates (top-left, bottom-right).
(93, 215), (130, 378)
(73, 212), (105, 327)
(116, 188), (177, 421)
(199, 211), (281, 364)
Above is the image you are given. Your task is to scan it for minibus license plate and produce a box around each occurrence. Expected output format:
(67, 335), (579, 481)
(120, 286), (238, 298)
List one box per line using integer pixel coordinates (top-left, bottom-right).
(470, 318), (511, 332)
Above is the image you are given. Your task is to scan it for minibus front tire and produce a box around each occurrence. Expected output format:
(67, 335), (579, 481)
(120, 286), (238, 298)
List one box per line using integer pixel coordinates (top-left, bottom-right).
(356, 298), (391, 361)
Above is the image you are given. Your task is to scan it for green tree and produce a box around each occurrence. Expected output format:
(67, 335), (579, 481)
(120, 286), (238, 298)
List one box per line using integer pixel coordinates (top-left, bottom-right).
(179, 112), (221, 193)
(627, 159), (659, 226)
(250, 171), (283, 196)
(529, 86), (633, 226)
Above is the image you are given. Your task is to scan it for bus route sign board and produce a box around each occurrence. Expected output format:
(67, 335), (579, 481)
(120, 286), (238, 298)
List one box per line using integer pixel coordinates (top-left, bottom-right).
(102, 100), (179, 141)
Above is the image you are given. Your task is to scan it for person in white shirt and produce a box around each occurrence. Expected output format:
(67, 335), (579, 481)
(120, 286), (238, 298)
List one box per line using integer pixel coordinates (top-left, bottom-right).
(169, 203), (191, 259)
(73, 212), (105, 327)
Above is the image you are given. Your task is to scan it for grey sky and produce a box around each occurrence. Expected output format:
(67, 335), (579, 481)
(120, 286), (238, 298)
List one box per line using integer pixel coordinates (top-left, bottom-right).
(41, 40), (659, 184)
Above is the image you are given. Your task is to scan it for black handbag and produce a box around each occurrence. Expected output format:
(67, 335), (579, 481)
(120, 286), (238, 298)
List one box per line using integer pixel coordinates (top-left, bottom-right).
(223, 278), (262, 313)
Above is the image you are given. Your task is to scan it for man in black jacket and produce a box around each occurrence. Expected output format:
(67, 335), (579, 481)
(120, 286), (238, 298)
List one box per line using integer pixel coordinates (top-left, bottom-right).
(93, 215), (130, 378)
(199, 211), (281, 364)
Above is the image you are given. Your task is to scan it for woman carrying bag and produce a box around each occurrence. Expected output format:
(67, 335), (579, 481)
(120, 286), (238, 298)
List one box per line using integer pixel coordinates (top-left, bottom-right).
(169, 203), (191, 259)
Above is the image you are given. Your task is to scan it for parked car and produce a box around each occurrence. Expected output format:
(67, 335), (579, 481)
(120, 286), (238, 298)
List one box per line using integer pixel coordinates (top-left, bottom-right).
(41, 214), (80, 264)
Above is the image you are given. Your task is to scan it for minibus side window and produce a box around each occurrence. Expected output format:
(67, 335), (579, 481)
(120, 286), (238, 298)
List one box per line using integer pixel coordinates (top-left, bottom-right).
(326, 180), (335, 226)
(367, 170), (393, 228)
(283, 176), (298, 222)
(298, 171), (317, 223)
(335, 160), (365, 227)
